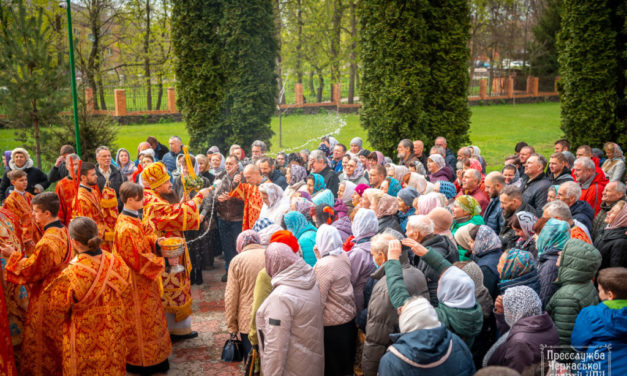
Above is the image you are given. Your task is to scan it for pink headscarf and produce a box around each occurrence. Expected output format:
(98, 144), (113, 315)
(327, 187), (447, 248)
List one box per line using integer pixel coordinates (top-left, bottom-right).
(236, 230), (261, 253)
(374, 151), (385, 165)
(265, 242), (300, 278)
(417, 192), (445, 215)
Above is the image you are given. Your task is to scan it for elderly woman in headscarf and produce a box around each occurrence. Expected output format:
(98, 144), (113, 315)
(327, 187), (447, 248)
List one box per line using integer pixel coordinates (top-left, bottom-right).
(346, 209), (378, 312)
(336, 181), (356, 215)
(312, 188), (335, 208)
(389, 238), (483, 348)
(535, 218), (570, 308)
(497, 248), (540, 295)
(427, 154), (453, 182)
(312, 225), (357, 376)
(284, 163), (309, 197)
(484, 286), (559, 373)
(225, 230), (266, 357)
(256, 242), (324, 376)
(283, 211), (318, 267)
(380, 175), (402, 197)
(290, 196), (315, 220)
(467, 225), (503, 299)
(0, 147), (49, 200)
(602, 142), (625, 181)
(451, 195), (485, 261)
(397, 187), (418, 233)
(348, 137), (364, 158)
(306, 173), (332, 202)
(209, 152), (226, 175)
(258, 183), (289, 226)
(340, 156), (369, 185)
(511, 211), (538, 257)
(374, 194), (402, 234)
(416, 192), (446, 215)
(351, 183), (370, 211)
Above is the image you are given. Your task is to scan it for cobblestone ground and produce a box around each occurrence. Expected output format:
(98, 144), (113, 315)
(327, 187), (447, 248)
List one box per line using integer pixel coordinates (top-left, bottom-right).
(167, 259), (245, 376)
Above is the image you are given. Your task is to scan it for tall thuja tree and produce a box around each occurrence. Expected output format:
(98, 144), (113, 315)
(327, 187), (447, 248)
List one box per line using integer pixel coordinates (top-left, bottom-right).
(219, 0), (278, 151)
(172, 0), (225, 152)
(557, 0), (624, 147)
(0, 0), (68, 168)
(421, 0), (471, 150)
(530, 0), (562, 76)
(359, 0), (429, 157)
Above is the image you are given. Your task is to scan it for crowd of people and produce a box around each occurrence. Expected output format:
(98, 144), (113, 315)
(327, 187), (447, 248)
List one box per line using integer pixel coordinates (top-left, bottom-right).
(0, 133), (626, 375)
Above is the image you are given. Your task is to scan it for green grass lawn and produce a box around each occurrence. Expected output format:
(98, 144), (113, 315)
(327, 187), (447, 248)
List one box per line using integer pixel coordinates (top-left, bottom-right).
(0, 102), (561, 173)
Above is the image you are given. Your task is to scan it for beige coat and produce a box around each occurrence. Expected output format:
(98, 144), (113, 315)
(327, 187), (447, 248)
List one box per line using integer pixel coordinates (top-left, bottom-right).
(313, 253), (357, 326)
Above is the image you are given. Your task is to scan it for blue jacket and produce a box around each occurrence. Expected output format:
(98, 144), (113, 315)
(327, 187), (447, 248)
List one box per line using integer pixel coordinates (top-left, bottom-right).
(378, 325), (475, 376)
(445, 148), (457, 173)
(571, 301), (627, 375)
(483, 197), (503, 235)
(162, 150), (182, 173)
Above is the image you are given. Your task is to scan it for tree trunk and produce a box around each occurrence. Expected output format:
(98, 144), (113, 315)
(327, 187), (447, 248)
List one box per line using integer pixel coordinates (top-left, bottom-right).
(309, 71), (315, 99)
(274, 0), (284, 104)
(348, 0), (356, 104)
(144, 0), (152, 110)
(31, 98), (41, 169)
(156, 73), (163, 110)
(296, 0), (303, 84)
(317, 72), (324, 102)
(97, 74), (106, 110)
(330, 0), (343, 101)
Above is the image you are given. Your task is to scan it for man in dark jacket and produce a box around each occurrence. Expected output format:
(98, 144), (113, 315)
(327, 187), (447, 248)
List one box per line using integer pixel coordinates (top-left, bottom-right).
(258, 157), (287, 190)
(547, 152), (574, 185)
(557, 181), (594, 234)
(413, 140), (429, 173)
(591, 181), (625, 241)
(309, 149), (339, 197)
(47, 144), (75, 184)
(406, 215), (458, 305)
(362, 232), (429, 376)
(147, 136), (169, 161)
(435, 136), (457, 172)
(95, 146), (124, 212)
(483, 172), (505, 234)
(520, 155), (552, 216)
(500, 185), (536, 250)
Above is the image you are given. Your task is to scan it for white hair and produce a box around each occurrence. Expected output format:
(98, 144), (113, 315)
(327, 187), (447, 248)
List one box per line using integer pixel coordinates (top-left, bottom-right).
(309, 149), (328, 164)
(251, 140), (267, 151)
(407, 215), (434, 237)
(370, 233), (397, 255)
(169, 135), (182, 143)
(560, 181), (582, 200)
(543, 200), (573, 221)
(574, 157), (594, 171)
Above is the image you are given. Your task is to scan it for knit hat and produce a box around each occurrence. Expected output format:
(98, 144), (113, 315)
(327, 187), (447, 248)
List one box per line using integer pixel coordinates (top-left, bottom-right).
(253, 217), (274, 233)
(270, 230), (300, 253)
(399, 297), (441, 333)
(141, 162), (170, 189)
(437, 181), (457, 200)
(350, 137), (363, 148)
(398, 187), (419, 207)
(355, 183), (370, 197)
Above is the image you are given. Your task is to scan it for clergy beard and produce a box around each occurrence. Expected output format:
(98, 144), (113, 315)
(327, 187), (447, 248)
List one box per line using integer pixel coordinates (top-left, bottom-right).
(161, 191), (179, 204)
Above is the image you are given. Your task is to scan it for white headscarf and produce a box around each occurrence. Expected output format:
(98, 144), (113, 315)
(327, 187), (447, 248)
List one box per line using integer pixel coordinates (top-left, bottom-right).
(399, 297), (441, 333)
(258, 224), (284, 246)
(341, 181), (357, 205)
(351, 209), (378, 241)
(406, 172), (428, 194)
(437, 266), (476, 309)
(316, 224), (343, 257)
(259, 183), (289, 227)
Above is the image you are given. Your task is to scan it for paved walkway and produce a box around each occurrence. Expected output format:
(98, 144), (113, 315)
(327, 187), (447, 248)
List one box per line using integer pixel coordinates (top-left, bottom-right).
(167, 260), (245, 375)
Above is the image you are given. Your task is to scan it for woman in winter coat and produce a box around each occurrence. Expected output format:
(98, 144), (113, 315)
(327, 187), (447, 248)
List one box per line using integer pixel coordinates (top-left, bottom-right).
(256, 242), (324, 376)
(497, 248), (541, 294)
(535, 218), (571, 308)
(377, 297), (475, 376)
(451, 195), (485, 261)
(225, 230), (266, 356)
(511, 211), (538, 257)
(467, 225), (502, 299)
(283, 211), (318, 267)
(427, 154), (453, 182)
(0, 148), (49, 200)
(347, 208), (378, 312)
(547, 239), (601, 345)
(336, 181), (356, 217)
(313, 225), (357, 376)
(484, 286), (559, 373)
(601, 142), (626, 182)
(594, 203), (627, 269)
(374, 194), (402, 234)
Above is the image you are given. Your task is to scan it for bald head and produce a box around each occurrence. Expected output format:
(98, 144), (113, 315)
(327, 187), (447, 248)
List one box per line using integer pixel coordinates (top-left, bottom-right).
(428, 207), (453, 233)
(243, 164), (262, 185)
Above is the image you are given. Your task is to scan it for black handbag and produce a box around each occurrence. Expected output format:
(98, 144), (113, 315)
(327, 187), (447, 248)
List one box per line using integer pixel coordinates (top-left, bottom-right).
(221, 333), (244, 362)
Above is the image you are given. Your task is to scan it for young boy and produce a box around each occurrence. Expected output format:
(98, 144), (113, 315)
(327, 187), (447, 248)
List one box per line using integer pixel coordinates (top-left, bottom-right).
(2, 170), (41, 254)
(571, 267), (627, 375)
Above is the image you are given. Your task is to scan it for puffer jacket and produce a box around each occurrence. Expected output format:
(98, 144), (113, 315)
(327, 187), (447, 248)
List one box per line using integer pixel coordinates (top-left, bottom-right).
(313, 252), (356, 326)
(256, 259), (324, 376)
(331, 216), (352, 242)
(537, 248), (560, 309)
(362, 252), (429, 376)
(546, 239), (601, 345)
(378, 325), (475, 376)
(571, 301), (627, 375)
(569, 200), (594, 235)
(471, 248), (501, 300)
(520, 172), (552, 216)
(348, 240), (376, 312)
(578, 172), (608, 216)
(593, 227), (627, 269)
(412, 234), (459, 305)
(225, 244), (266, 334)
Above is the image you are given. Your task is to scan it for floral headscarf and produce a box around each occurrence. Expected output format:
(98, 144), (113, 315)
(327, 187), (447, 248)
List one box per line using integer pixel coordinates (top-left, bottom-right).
(236, 230), (261, 253)
(265, 242), (300, 278)
(348, 157), (365, 179)
(375, 194), (399, 218)
(473, 225), (502, 255)
(290, 164), (308, 185)
(515, 211), (538, 240)
(503, 286), (542, 327)
(386, 177), (402, 197)
(309, 173), (326, 194)
(536, 218), (570, 256)
(351, 208), (378, 241)
(292, 197), (315, 216)
(284, 211), (317, 239)
(438, 181), (457, 200)
(500, 249), (536, 281)
(455, 195), (482, 217)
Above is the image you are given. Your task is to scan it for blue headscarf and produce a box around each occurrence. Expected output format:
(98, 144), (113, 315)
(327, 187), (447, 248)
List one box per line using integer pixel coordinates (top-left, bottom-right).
(536, 218), (570, 256)
(313, 189), (335, 207)
(309, 173), (326, 195)
(283, 211), (317, 239)
(386, 177), (402, 197)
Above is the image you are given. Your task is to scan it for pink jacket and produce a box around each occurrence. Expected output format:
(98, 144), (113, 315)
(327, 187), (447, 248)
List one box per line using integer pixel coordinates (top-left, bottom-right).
(314, 252), (357, 326)
(256, 258), (324, 376)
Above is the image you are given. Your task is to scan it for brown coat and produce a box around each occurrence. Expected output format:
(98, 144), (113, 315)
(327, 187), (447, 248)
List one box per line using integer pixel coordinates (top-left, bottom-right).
(225, 244), (266, 334)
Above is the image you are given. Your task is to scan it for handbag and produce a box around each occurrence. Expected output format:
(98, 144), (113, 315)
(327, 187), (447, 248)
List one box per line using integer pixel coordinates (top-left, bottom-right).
(221, 333), (244, 362)
(244, 346), (260, 376)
